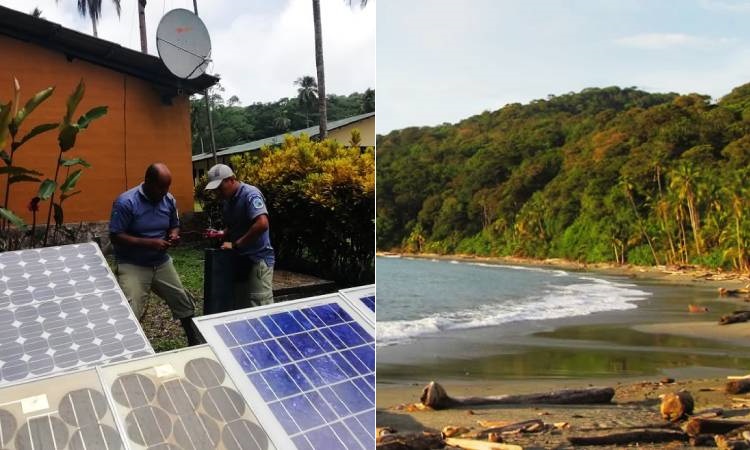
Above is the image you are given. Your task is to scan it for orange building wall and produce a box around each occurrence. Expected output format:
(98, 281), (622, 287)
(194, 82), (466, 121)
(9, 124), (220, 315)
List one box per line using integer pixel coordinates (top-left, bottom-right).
(0, 35), (194, 224)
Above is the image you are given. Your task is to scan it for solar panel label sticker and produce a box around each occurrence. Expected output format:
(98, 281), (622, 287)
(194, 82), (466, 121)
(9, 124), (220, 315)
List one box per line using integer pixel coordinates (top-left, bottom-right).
(195, 294), (375, 450)
(0, 367), (124, 450)
(338, 285), (375, 324)
(98, 344), (275, 450)
(0, 243), (153, 386)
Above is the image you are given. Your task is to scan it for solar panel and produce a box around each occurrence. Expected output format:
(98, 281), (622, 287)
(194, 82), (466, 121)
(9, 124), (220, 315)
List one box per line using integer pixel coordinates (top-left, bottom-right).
(195, 294), (375, 450)
(98, 344), (274, 450)
(0, 367), (123, 450)
(338, 285), (375, 324)
(0, 243), (153, 386)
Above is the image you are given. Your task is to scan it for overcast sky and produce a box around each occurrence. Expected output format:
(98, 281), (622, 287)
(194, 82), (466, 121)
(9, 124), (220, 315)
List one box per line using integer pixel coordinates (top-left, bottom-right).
(0, 0), (375, 105)
(378, 0), (750, 134)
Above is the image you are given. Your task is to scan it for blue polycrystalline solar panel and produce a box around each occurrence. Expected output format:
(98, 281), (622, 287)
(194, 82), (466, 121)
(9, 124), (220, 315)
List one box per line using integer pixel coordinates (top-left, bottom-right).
(338, 285), (375, 324)
(195, 294), (375, 450)
(360, 296), (375, 312)
(0, 243), (153, 386)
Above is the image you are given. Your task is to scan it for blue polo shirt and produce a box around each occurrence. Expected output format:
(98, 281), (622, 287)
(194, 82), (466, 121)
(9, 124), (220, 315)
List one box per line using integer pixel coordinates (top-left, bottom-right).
(223, 183), (275, 267)
(109, 184), (179, 267)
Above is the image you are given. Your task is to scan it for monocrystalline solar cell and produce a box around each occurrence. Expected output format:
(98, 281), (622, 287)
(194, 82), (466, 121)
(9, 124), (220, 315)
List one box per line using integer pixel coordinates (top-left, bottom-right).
(0, 367), (123, 450)
(195, 293), (376, 450)
(0, 243), (153, 386)
(338, 285), (375, 324)
(98, 344), (274, 450)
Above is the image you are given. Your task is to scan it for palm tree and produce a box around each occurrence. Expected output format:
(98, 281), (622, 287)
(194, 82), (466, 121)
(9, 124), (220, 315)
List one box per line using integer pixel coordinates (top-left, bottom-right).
(56, 0), (122, 37)
(295, 76), (318, 127)
(138, 0), (147, 53)
(620, 177), (660, 265)
(311, 0), (368, 139)
(670, 163), (703, 257)
(274, 115), (291, 132)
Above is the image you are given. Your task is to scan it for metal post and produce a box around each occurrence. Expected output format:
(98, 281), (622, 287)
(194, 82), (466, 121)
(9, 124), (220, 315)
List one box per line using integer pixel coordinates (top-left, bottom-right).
(192, 0), (217, 165)
(206, 94), (218, 165)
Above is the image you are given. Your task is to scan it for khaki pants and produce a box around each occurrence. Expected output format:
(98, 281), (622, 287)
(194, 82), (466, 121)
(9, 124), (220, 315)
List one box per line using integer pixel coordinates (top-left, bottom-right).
(233, 259), (274, 310)
(115, 258), (195, 320)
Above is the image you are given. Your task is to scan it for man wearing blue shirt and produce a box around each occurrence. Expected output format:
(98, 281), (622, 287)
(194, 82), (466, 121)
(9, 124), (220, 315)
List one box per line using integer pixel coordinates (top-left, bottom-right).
(204, 164), (275, 308)
(109, 163), (201, 345)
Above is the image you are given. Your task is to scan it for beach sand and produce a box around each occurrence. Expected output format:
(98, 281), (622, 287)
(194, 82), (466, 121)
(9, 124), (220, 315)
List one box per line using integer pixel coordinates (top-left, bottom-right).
(376, 254), (750, 448)
(377, 322), (750, 449)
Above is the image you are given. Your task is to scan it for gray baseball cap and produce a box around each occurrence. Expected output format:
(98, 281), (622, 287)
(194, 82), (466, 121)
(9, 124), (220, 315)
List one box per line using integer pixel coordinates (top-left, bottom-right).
(204, 164), (234, 190)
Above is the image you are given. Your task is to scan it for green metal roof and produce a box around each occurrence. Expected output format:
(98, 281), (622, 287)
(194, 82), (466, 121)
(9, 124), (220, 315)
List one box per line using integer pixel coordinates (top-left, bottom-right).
(192, 112), (374, 162)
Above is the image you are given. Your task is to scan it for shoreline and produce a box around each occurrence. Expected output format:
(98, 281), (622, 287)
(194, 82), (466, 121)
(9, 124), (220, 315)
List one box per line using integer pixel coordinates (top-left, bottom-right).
(376, 254), (750, 447)
(377, 251), (750, 287)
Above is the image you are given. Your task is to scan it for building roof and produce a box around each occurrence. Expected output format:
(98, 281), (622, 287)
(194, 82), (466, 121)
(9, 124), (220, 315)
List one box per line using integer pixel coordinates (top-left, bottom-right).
(0, 5), (219, 96)
(192, 111), (375, 162)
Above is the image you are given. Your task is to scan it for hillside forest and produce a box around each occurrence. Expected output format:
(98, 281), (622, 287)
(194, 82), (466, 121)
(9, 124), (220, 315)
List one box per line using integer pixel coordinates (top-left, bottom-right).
(191, 78), (374, 155)
(376, 85), (750, 270)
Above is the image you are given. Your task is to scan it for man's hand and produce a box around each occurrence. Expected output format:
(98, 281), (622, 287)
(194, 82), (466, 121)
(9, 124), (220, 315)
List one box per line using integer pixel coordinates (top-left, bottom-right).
(167, 231), (181, 246)
(149, 239), (172, 251)
(220, 241), (233, 250)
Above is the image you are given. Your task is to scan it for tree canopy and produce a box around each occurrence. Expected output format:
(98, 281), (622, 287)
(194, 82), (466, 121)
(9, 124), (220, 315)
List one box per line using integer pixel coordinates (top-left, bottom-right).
(191, 83), (374, 155)
(377, 84), (750, 271)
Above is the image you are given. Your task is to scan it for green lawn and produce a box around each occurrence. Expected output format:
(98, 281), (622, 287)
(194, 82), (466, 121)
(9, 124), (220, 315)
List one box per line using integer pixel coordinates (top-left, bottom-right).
(127, 244), (206, 352)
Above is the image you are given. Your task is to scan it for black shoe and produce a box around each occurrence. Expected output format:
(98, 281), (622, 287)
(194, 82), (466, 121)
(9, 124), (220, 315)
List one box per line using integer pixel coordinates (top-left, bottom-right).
(180, 316), (204, 346)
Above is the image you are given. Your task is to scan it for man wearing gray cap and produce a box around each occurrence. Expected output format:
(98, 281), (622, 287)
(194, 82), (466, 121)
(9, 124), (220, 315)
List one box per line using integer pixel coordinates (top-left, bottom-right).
(204, 164), (275, 308)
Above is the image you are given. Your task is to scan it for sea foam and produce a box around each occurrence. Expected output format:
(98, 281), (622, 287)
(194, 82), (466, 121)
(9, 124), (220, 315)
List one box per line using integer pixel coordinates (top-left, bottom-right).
(377, 272), (651, 346)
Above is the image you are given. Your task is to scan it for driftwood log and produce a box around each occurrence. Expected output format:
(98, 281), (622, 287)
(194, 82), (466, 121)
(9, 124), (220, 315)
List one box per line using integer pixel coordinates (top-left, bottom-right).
(566, 429), (689, 446)
(685, 418), (750, 436)
(443, 438), (523, 450)
(659, 391), (694, 421)
(474, 419), (544, 439)
(376, 432), (444, 450)
(719, 310), (750, 325)
(690, 434), (717, 447)
(715, 434), (750, 450)
(420, 381), (615, 410)
(719, 287), (750, 297)
(727, 379), (750, 394)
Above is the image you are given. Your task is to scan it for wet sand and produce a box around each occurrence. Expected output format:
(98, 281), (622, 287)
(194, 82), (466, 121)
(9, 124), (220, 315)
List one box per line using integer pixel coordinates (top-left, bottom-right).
(376, 255), (750, 448)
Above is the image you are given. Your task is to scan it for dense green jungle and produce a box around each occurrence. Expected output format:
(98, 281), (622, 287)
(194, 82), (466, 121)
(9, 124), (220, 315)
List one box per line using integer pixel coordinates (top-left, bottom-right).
(376, 85), (750, 270)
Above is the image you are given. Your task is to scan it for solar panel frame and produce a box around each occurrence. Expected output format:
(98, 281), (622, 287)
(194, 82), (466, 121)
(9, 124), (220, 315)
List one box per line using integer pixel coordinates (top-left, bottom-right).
(194, 293), (375, 450)
(97, 343), (276, 450)
(338, 284), (375, 324)
(0, 243), (154, 386)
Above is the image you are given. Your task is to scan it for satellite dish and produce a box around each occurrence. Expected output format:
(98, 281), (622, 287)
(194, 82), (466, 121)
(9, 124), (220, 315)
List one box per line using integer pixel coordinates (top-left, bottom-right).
(156, 9), (211, 79)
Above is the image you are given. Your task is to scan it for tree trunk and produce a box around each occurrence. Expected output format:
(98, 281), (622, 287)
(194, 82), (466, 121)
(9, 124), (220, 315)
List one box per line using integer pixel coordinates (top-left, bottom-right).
(92, 18), (98, 37)
(420, 381), (614, 410)
(726, 379), (750, 395)
(443, 438), (523, 450)
(138, 0), (148, 53)
(659, 391), (694, 422)
(376, 432), (444, 450)
(627, 192), (660, 265)
(686, 191), (702, 256)
(685, 418), (750, 436)
(312, 0), (327, 139)
(567, 429), (688, 446)
(719, 311), (750, 325)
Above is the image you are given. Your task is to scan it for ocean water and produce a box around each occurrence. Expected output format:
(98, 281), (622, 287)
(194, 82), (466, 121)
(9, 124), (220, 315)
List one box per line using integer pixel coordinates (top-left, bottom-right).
(377, 256), (651, 346)
(376, 256), (750, 381)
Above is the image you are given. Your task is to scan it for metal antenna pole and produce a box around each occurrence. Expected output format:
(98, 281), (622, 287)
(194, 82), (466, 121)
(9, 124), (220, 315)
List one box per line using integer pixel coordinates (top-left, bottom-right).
(192, 0), (217, 165)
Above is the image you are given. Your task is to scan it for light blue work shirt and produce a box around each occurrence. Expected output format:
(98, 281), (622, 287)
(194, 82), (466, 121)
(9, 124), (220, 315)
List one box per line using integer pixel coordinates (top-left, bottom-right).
(109, 184), (179, 267)
(223, 183), (275, 267)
